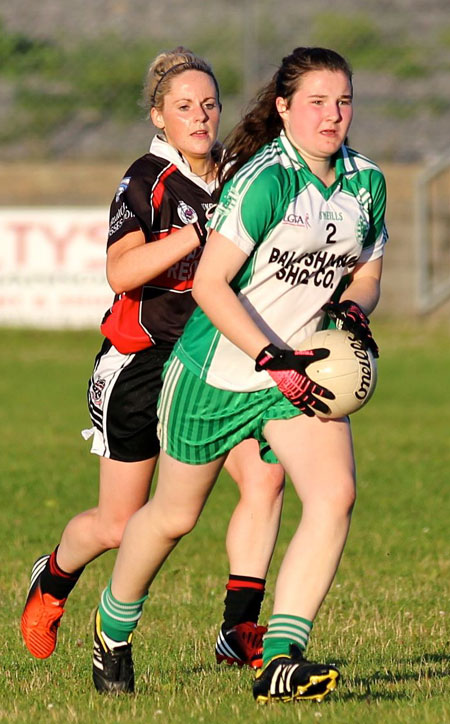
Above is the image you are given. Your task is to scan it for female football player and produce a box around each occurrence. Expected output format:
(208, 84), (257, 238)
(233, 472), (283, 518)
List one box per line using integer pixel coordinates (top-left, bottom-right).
(21, 47), (285, 670)
(93, 45), (387, 702)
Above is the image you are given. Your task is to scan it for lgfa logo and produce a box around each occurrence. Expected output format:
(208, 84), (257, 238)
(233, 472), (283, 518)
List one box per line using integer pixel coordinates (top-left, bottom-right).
(283, 212), (311, 228)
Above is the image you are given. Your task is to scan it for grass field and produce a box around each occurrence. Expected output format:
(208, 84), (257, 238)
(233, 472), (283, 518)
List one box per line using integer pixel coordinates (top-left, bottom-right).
(1, 321), (449, 724)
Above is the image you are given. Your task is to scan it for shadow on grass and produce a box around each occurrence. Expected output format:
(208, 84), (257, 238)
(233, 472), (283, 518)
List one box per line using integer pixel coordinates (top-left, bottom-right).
(338, 652), (450, 701)
(420, 652), (450, 666)
(97, 653), (450, 700)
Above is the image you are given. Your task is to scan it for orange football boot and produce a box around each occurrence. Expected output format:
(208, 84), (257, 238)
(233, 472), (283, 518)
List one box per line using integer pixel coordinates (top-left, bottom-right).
(21, 555), (66, 659)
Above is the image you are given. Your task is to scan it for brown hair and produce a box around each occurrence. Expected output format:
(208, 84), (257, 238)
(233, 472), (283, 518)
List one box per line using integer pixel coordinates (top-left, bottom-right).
(142, 46), (221, 116)
(219, 47), (352, 187)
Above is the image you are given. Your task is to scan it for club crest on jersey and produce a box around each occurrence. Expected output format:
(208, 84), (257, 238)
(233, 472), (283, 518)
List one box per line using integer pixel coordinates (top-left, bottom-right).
(356, 215), (370, 244)
(177, 200), (198, 225)
(115, 177), (130, 202)
(90, 377), (106, 408)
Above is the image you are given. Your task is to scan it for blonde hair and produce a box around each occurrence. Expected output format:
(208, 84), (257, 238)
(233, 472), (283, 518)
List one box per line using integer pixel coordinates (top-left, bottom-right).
(142, 46), (221, 116)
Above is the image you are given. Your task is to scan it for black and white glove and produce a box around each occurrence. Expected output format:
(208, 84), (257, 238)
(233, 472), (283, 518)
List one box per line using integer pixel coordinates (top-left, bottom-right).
(322, 300), (379, 358)
(255, 344), (334, 417)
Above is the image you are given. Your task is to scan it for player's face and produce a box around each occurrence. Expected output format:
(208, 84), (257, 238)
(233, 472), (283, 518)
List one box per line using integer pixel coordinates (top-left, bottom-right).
(151, 70), (221, 169)
(276, 69), (353, 162)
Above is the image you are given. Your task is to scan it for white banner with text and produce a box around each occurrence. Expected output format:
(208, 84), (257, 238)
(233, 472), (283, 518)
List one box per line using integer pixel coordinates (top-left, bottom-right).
(0, 207), (113, 328)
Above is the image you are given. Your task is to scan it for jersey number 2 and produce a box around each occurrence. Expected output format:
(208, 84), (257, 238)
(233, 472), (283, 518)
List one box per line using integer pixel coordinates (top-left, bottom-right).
(326, 223), (337, 243)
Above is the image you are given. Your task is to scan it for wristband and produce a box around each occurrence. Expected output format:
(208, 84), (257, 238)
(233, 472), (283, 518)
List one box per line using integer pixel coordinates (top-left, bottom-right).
(255, 344), (284, 371)
(192, 221), (207, 247)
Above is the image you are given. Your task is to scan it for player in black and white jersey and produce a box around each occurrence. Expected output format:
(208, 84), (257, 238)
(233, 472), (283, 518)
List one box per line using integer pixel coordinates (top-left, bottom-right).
(21, 48), (285, 674)
(92, 47), (387, 702)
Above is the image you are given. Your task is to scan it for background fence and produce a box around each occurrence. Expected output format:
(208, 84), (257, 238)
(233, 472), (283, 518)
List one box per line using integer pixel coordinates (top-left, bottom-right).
(1, 0), (449, 322)
(1, 0), (450, 163)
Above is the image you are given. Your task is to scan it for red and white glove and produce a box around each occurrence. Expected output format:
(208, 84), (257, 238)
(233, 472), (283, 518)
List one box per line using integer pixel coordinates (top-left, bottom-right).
(322, 299), (379, 358)
(255, 344), (334, 417)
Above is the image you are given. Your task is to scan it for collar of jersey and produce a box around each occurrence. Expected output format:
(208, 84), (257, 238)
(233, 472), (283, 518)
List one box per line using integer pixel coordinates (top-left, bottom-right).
(149, 134), (218, 194)
(277, 130), (349, 198)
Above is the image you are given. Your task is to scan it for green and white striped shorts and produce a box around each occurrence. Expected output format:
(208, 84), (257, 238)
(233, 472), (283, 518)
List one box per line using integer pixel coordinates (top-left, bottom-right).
(157, 354), (302, 464)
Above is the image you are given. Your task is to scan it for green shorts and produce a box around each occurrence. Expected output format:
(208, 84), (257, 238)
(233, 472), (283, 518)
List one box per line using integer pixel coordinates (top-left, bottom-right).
(157, 355), (302, 464)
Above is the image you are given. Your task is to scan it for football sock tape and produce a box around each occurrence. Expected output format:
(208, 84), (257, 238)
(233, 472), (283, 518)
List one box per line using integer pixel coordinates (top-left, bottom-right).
(222, 575), (265, 629)
(40, 547), (85, 599)
(99, 580), (148, 642)
(262, 614), (313, 667)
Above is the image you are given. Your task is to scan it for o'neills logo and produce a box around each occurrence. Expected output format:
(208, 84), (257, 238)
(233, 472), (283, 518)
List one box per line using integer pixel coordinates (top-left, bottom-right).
(349, 334), (374, 400)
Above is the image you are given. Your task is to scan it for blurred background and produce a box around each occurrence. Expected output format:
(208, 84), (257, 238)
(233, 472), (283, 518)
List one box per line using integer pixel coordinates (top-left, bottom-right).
(1, 0), (449, 325)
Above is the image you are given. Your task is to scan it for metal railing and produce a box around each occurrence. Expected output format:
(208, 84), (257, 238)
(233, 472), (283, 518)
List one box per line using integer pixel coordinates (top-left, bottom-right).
(416, 153), (450, 313)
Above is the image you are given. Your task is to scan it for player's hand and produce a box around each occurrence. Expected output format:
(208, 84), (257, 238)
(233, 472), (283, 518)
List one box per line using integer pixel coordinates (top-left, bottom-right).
(255, 344), (334, 417)
(322, 300), (379, 358)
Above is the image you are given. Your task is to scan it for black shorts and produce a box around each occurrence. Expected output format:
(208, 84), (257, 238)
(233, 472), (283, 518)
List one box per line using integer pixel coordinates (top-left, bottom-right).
(83, 338), (174, 462)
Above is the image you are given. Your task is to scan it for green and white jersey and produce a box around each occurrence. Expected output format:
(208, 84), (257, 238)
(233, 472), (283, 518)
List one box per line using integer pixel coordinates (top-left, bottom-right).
(176, 130), (388, 392)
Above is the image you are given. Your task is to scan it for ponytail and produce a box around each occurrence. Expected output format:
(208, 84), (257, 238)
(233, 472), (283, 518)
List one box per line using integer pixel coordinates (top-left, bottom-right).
(219, 46), (352, 189)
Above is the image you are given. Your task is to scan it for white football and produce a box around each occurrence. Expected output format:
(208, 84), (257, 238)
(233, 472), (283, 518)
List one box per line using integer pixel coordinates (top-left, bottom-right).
(298, 328), (377, 419)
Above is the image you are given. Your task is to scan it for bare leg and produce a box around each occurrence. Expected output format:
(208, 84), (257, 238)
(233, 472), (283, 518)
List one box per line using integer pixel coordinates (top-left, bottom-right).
(111, 451), (226, 602)
(263, 415), (356, 620)
(224, 439), (284, 578)
(57, 456), (158, 573)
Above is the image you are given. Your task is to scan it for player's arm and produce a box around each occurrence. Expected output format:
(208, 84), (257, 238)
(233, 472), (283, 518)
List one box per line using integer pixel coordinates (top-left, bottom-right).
(106, 224), (204, 294)
(193, 230), (333, 416)
(340, 257), (383, 316)
(193, 229), (270, 358)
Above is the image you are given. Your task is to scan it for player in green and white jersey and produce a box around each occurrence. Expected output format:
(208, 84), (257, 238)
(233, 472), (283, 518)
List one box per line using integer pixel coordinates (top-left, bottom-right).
(175, 129), (386, 392)
(94, 47), (387, 703)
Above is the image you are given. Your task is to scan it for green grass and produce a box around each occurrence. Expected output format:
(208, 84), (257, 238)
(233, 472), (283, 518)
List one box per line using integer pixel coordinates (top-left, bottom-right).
(1, 322), (449, 723)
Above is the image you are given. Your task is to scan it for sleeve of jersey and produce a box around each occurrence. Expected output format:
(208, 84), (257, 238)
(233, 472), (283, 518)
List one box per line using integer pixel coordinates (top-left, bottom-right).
(106, 174), (146, 249)
(209, 168), (283, 255)
(359, 171), (389, 264)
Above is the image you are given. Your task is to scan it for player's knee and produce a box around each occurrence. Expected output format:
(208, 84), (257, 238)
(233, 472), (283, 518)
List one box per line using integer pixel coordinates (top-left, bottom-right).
(172, 513), (199, 538)
(333, 479), (356, 517)
(307, 477), (355, 519)
(95, 516), (131, 551)
(237, 469), (285, 504)
(157, 511), (200, 541)
(345, 487), (356, 515)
